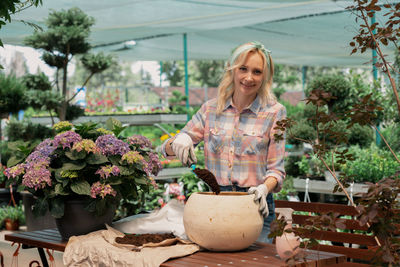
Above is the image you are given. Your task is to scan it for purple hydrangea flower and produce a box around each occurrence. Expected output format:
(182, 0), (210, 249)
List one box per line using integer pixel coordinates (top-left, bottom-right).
(22, 167), (52, 190)
(54, 131), (82, 149)
(26, 139), (57, 163)
(142, 152), (162, 176)
(90, 182), (117, 199)
(34, 139), (57, 157)
(5, 163), (25, 178)
(127, 135), (152, 149)
(95, 165), (120, 179)
(95, 135), (130, 156)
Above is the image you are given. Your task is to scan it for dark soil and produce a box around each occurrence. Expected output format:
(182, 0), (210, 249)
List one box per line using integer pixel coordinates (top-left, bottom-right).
(115, 233), (176, 246)
(193, 168), (220, 194)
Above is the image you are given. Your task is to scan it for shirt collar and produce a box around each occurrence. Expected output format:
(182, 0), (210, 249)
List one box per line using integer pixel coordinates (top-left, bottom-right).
(224, 94), (261, 114)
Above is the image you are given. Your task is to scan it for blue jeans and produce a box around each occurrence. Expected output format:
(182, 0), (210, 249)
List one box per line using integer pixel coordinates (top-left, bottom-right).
(219, 184), (275, 244)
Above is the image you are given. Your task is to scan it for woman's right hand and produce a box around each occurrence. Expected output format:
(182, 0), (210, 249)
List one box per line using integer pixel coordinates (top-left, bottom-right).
(172, 133), (197, 166)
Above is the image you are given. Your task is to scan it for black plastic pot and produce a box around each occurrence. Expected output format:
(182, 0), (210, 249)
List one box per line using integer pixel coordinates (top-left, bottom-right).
(55, 199), (115, 240)
(21, 191), (57, 231)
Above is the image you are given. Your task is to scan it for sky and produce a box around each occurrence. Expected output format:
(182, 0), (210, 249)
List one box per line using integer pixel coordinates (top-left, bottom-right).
(0, 44), (162, 85)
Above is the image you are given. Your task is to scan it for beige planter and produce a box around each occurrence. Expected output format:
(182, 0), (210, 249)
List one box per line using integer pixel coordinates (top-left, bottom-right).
(183, 192), (263, 251)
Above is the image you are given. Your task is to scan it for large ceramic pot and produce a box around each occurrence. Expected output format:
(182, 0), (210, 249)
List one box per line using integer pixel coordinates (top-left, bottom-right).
(56, 199), (115, 240)
(183, 192), (263, 251)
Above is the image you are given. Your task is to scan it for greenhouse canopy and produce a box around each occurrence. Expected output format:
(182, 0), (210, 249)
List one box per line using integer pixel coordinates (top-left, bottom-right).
(2, 0), (399, 67)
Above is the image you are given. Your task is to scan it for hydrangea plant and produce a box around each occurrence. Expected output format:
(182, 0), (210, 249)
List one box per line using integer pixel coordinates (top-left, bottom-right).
(5, 119), (162, 218)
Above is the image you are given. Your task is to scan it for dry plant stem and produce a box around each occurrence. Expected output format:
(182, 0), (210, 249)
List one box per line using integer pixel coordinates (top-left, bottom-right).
(372, 125), (400, 164)
(358, 3), (400, 116)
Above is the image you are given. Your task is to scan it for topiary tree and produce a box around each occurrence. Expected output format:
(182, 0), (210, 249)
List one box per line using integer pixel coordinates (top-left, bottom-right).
(24, 7), (113, 121)
(306, 75), (352, 114)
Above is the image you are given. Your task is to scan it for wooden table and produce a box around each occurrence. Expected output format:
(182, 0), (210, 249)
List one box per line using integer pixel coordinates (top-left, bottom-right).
(161, 242), (346, 267)
(5, 229), (345, 267)
(5, 229), (66, 267)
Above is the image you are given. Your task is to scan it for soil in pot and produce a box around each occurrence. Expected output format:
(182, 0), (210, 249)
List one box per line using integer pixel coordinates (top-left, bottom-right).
(193, 168), (220, 194)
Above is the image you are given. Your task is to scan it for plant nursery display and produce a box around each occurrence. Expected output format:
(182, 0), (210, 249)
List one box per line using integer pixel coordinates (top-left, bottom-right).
(0, 202), (25, 231)
(5, 119), (162, 238)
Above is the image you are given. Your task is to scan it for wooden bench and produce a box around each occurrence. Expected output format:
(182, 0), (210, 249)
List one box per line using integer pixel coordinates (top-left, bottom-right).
(274, 200), (398, 266)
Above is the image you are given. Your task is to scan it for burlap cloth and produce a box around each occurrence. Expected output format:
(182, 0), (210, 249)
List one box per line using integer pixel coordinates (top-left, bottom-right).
(63, 200), (200, 266)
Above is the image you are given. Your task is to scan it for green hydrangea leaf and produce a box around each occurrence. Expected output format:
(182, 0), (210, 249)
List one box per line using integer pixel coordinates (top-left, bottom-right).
(86, 153), (109, 165)
(55, 183), (69, 195)
(50, 198), (65, 218)
(70, 180), (91, 195)
(61, 162), (86, 171)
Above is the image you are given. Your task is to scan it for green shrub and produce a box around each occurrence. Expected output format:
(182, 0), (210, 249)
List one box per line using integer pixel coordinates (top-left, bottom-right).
(0, 73), (29, 116)
(342, 145), (399, 183)
(348, 124), (373, 148)
(285, 155), (302, 177)
(275, 175), (297, 200)
(0, 142), (12, 166)
(380, 123), (400, 153)
(5, 120), (53, 141)
(281, 100), (305, 121)
(296, 154), (325, 178)
(318, 120), (373, 148)
(287, 119), (316, 146)
(306, 75), (352, 114)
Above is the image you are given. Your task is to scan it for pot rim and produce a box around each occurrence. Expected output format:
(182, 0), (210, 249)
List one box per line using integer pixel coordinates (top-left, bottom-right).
(196, 192), (248, 196)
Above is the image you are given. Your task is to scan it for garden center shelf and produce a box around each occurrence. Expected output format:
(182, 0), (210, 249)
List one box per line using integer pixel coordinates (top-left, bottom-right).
(153, 167), (190, 180)
(293, 178), (368, 196)
(30, 114), (187, 126)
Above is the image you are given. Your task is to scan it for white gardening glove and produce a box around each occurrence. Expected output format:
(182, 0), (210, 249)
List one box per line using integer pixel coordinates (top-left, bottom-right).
(171, 133), (197, 166)
(248, 184), (269, 217)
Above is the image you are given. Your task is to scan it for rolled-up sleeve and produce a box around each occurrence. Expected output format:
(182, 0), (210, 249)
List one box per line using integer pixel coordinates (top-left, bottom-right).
(264, 105), (286, 193)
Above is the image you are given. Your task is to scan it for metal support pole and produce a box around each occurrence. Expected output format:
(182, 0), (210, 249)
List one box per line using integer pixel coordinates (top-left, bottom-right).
(159, 61), (163, 87)
(301, 66), (308, 98)
(371, 11), (381, 146)
(183, 33), (190, 121)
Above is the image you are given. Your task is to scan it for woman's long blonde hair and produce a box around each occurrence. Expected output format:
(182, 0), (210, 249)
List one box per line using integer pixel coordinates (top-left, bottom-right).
(216, 42), (275, 114)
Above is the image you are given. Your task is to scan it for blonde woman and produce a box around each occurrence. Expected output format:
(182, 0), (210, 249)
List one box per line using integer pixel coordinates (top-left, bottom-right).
(162, 41), (286, 243)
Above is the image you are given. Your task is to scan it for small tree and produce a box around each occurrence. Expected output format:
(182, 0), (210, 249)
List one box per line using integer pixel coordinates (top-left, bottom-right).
(24, 8), (113, 121)
(306, 75), (352, 114)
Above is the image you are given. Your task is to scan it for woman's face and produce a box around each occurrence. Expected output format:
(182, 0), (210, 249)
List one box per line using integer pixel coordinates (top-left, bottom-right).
(233, 52), (265, 99)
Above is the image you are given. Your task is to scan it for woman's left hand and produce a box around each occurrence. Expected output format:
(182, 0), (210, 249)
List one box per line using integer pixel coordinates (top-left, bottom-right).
(248, 184), (269, 217)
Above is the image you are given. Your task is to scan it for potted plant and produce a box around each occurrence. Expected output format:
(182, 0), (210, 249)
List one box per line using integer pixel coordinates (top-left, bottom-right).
(5, 119), (162, 239)
(0, 203), (25, 231)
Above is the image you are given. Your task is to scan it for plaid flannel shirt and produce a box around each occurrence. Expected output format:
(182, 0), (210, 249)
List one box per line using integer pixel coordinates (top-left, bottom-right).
(163, 95), (286, 192)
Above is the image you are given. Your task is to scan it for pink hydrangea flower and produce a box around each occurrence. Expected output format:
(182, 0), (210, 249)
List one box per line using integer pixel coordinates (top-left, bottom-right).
(5, 164), (25, 178)
(95, 165), (120, 179)
(90, 182), (117, 199)
(72, 139), (98, 153)
(95, 135), (130, 156)
(121, 151), (144, 164)
(54, 131), (82, 149)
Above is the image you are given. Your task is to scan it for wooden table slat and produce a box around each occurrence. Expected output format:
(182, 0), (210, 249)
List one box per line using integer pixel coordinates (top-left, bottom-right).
(14, 230), (62, 242)
(4, 229), (67, 252)
(161, 242), (346, 267)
